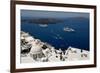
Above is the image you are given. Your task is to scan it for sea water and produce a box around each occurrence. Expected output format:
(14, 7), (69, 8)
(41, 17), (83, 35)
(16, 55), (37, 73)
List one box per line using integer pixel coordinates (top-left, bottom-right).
(21, 17), (89, 51)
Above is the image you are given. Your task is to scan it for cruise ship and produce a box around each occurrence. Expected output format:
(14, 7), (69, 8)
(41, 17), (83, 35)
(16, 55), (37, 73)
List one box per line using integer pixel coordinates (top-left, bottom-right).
(39, 24), (48, 27)
(63, 27), (75, 32)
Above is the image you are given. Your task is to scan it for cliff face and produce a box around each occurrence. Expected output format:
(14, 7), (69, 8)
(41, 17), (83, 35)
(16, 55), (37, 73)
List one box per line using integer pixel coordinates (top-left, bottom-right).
(20, 31), (89, 63)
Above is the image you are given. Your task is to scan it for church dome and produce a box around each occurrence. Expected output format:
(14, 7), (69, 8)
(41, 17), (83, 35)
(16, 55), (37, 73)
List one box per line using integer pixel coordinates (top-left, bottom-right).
(30, 44), (42, 54)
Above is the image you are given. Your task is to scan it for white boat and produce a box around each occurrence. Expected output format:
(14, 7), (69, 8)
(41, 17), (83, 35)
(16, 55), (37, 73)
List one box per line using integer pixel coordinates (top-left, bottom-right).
(39, 24), (48, 27)
(63, 27), (75, 32)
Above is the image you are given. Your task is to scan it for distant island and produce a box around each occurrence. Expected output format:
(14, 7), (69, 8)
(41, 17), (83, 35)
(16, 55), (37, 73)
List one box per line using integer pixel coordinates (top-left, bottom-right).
(21, 18), (63, 24)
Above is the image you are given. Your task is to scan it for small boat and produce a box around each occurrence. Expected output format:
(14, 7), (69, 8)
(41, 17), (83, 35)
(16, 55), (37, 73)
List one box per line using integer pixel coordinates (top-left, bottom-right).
(63, 27), (75, 32)
(39, 24), (48, 27)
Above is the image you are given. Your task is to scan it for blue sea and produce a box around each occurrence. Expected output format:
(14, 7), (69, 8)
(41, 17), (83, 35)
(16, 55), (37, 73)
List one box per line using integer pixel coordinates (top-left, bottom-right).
(21, 17), (89, 51)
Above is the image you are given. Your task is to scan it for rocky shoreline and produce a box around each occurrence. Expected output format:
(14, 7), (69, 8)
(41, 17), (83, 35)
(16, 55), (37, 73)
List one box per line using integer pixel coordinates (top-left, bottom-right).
(21, 31), (89, 63)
